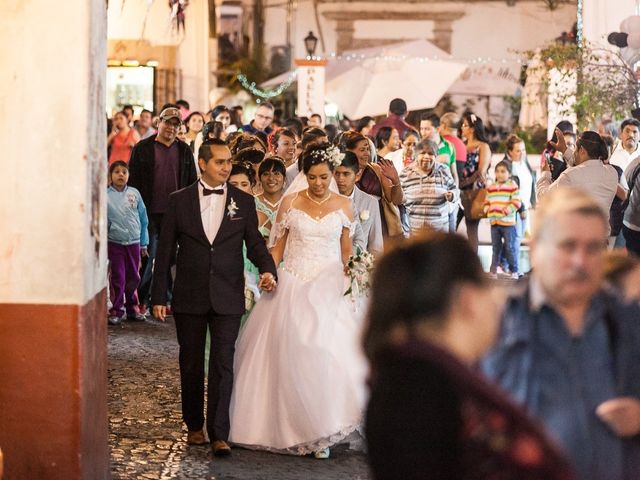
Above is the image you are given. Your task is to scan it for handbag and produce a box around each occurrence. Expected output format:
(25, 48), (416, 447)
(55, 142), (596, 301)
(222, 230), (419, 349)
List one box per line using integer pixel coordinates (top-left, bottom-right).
(367, 163), (404, 237)
(460, 188), (488, 221)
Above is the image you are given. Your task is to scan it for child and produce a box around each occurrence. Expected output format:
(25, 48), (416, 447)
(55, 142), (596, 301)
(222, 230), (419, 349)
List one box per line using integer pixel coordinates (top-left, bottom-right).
(107, 161), (149, 325)
(484, 161), (521, 279)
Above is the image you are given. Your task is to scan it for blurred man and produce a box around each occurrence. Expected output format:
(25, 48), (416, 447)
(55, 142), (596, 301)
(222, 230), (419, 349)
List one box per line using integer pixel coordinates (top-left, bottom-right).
(482, 187), (640, 480)
(610, 118), (640, 172)
(136, 109), (156, 140)
(370, 98), (412, 138)
(241, 102), (275, 136)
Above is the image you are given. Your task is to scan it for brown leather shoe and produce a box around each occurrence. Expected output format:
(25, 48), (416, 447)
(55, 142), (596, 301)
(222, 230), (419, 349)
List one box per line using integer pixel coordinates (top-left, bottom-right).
(212, 440), (232, 456)
(186, 430), (208, 445)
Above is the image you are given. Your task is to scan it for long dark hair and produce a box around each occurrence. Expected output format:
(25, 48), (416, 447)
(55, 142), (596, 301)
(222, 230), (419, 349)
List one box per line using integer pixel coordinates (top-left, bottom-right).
(462, 112), (489, 144)
(375, 127), (394, 149)
(301, 142), (337, 174)
(363, 232), (486, 361)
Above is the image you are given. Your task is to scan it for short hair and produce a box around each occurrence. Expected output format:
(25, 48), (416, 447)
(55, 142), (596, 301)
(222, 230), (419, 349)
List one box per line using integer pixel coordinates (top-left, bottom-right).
(389, 98), (408, 116)
(375, 127), (395, 149)
(363, 232), (486, 361)
(273, 128), (296, 145)
(324, 124), (340, 144)
(185, 112), (205, 131)
(123, 104), (134, 113)
(604, 251), (640, 289)
(202, 121), (224, 141)
(338, 151), (360, 173)
(533, 187), (608, 242)
(577, 131), (609, 161)
(505, 134), (524, 152)
(302, 142), (337, 174)
(257, 101), (274, 112)
(342, 131), (368, 151)
(140, 109), (153, 117)
(621, 118), (640, 132)
(230, 162), (257, 186)
(495, 160), (512, 174)
(414, 139), (439, 156)
(176, 99), (190, 110)
(310, 113), (322, 120)
(301, 127), (327, 150)
(198, 139), (228, 163)
(109, 160), (129, 176)
(259, 157), (287, 177)
(230, 133), (267, 155)
(420, 112), (440, 127)
(439, 112), (460, 131)
(355, 116), (375, 133)
(402, 128), (421, 142)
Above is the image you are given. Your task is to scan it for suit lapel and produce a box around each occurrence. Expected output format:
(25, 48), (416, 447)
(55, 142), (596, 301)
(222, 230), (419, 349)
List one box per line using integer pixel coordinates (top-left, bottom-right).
(188, 183), (211, 246)
(212, 184), (234, 245)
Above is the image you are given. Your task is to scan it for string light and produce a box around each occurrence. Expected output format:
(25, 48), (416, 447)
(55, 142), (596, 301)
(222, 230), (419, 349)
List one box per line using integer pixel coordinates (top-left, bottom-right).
(326, 51), (526, 65)
(236, 71), (297, 99)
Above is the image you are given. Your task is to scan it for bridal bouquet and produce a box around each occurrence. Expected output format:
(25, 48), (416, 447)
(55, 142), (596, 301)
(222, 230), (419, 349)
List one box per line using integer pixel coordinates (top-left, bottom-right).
(344, 247), (375, 301)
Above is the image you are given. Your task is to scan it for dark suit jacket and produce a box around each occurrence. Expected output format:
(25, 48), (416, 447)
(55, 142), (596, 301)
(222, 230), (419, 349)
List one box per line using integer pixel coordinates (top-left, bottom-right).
(151, 182), (277, 315)
(128, 135), (197, 210)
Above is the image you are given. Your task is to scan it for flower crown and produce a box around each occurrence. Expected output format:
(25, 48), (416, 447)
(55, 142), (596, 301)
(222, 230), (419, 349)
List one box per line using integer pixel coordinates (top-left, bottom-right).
(308, 145), (344, 168)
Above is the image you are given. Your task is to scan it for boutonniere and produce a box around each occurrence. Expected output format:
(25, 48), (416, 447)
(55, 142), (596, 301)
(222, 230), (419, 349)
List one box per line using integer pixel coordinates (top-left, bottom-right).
(359, 210), (370, 222)
(227, 197), (239, 218)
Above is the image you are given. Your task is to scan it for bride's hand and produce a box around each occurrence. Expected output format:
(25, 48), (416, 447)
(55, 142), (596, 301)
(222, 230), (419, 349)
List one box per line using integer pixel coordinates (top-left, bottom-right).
(259, 272), (277, 292)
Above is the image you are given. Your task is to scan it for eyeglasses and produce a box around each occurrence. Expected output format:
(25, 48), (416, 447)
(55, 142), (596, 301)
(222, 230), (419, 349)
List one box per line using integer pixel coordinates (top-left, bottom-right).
(256, 113), (274, 121)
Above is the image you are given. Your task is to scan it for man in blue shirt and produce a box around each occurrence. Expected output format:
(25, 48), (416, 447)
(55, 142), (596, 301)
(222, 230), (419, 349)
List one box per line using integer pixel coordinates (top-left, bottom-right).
(481, 187), (640, 480)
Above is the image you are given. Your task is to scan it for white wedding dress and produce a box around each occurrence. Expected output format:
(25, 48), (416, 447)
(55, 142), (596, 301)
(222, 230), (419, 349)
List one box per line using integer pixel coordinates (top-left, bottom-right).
(228, 201), (368, 455)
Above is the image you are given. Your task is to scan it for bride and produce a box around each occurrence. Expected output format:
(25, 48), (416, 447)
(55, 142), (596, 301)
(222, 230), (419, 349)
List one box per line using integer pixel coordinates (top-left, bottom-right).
(229, 143), (368, 459)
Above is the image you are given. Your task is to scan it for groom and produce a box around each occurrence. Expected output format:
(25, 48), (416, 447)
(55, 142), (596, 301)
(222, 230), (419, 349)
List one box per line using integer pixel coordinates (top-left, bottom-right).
(152, 139), (277, 456)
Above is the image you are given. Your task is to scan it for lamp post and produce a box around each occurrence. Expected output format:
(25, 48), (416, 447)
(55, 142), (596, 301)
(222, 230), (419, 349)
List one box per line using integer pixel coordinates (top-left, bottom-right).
(295, 32), (326, 120)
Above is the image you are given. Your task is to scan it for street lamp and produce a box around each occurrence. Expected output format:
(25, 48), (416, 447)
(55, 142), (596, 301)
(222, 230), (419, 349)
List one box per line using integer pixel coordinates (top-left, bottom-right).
(304, 31), (318, 58)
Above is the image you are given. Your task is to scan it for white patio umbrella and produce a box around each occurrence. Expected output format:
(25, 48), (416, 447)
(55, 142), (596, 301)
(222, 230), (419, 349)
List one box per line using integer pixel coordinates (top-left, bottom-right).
(447, 64), (522, 97)
(324, 40), (467, 118)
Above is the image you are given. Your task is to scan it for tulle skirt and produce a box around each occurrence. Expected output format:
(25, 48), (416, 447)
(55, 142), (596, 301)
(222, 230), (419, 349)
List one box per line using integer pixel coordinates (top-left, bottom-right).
(229, 262), (368, 455)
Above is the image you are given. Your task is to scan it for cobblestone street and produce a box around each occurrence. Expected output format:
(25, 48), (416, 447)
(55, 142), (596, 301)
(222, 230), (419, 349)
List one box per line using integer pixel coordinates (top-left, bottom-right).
(108, 318), (371, 480)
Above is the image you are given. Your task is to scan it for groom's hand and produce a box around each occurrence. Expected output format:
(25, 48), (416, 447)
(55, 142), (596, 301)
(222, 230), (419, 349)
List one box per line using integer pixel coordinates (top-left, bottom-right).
(258, 273), (277, 292)
(153, 305), (167, 322)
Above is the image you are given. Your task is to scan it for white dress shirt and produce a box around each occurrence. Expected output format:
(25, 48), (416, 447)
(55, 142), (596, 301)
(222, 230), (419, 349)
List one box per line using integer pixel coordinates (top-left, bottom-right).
(199, 180), (227, 243)
(610, 140), (640, 173)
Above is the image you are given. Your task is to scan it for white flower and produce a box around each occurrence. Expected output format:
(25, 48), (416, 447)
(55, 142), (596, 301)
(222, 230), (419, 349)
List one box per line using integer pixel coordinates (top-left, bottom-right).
(227, 197), (239, 218)
(359, 210), (370, 222)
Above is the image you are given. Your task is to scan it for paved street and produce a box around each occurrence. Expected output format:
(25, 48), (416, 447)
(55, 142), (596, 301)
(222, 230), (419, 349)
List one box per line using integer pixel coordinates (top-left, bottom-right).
(108, 318), (371, 480)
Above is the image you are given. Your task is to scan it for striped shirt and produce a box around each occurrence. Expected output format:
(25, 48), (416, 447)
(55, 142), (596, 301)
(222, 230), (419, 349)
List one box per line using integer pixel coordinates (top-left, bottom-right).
(400, 163), (459, 233)
(484, 180), (521, 226)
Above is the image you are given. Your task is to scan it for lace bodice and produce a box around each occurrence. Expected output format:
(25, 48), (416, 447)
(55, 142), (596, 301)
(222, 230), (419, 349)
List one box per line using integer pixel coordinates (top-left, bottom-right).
(272, 208), (354, 281)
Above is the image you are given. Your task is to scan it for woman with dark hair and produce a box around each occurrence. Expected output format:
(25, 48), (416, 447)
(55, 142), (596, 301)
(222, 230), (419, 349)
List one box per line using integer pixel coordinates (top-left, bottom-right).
(271, 128), (297, 168)
(230, 133), (267, 156)
(285, 127), (328, 185)
(399, 139), (458, 234)
(375, 126), (400, 159)
(388, 128), (421, 173)
(364, 233), (575, 480)
(542, 120), (575, 181)
(228, 161), (257, 194)
(230, 143), (367, 460)
(340, 131), (404, 238)
(459, 112), (492, 252)
(108, 111), (140, 165)
(255, 157), (286, 236)
(211, 105), (237, 139)
(184, 112), (205, 151)
(233, 147), (266, 195)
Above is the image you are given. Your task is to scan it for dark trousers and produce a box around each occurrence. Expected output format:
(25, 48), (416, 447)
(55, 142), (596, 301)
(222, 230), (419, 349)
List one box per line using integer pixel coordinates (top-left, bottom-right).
(490, 224), (518, 274)
(108, 241), (141, 317)
(138, 214), (173, 306)
(174, 311), (241, 441)
(623, 225), (640, 257)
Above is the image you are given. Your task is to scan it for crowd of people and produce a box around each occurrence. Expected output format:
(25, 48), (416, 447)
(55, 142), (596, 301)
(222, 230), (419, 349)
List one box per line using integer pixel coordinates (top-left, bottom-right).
(104, 96), (640, 479)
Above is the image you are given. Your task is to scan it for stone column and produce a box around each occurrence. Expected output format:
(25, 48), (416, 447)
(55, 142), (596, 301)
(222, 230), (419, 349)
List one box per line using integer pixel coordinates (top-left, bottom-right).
(0, 0), (109, 478)
(432, 19), (454, 54)
(334, 19), (355, 55)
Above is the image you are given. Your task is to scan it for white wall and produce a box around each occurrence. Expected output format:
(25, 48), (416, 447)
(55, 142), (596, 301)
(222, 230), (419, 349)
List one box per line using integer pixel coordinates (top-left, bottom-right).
(584, 0), (638, 47)
(0, 0), (108, 304)
(108, 0), (211, 111)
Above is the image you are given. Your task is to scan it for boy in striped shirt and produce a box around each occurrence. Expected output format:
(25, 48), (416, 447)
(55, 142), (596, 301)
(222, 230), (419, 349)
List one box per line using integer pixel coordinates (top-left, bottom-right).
(483, 161), (522, 278)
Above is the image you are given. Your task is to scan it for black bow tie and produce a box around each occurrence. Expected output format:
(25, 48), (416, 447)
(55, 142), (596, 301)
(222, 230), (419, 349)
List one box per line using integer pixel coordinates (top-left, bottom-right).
(201, 183), (224, 196)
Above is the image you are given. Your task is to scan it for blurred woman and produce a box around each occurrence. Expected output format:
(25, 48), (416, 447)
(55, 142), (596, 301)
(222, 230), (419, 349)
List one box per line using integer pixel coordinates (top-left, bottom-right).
(271, 128), (298, 168)
(234, 147), (266, 195)
(255, 157), (286, 237)
(184, 112), (205, 151)
(400, 139), (458, 234)
(364, 233), (575, 480)
(459, 112), (492, 252)
(375, 127), (401, 159)
(388, 128), (421, 174)
(108, 111), (140, 165)
(211, 105), (237, 140)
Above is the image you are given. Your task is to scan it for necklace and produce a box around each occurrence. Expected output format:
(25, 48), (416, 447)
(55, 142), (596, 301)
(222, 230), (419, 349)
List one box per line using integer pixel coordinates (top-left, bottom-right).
(305, 190), (331, 205)
(259, 194), (282, 209)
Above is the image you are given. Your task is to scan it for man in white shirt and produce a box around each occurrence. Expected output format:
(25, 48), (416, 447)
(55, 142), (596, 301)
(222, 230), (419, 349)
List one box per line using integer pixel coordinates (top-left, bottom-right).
(609, 118), (640, 172)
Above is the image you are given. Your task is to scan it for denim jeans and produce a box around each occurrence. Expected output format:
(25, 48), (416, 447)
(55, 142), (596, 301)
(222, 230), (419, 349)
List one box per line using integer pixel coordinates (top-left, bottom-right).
(491, 224), (518, 274)
(499, 214), (524, 271)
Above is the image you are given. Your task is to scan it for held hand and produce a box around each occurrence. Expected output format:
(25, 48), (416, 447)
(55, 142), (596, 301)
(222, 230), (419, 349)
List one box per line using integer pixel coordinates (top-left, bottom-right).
(549, 127), (568, 153)
(152, 305), (167, 322)
(258, 273), (277, 292)
(444, 191), (454, 202)
(596, 397), (640, 437)
(141, 247), (149, 258)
